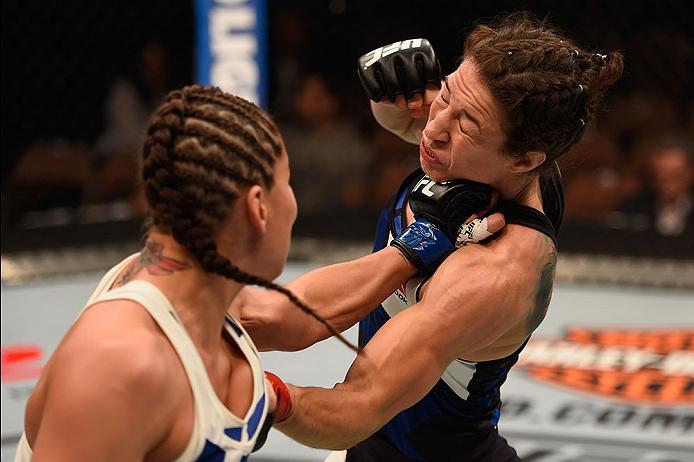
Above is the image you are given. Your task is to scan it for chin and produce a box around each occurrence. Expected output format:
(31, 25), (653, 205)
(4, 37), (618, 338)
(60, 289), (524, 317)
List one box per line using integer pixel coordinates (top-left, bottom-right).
(419, 156), (452, 181)
(421, 162), (449, 182)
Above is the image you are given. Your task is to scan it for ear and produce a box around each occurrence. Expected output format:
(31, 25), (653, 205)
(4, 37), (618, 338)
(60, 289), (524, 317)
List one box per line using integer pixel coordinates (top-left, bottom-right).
(245, 185), (268, 235)
(510, 150), (547, 174)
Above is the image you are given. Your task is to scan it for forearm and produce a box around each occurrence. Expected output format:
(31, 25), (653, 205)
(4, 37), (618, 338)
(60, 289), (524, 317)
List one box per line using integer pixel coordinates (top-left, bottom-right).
(285, 247), (416, 342)
(275, 383), (382, 450)
(274, 304), (451, 449)
(370, 101), (422, 145)
(242, 247), (415, 351)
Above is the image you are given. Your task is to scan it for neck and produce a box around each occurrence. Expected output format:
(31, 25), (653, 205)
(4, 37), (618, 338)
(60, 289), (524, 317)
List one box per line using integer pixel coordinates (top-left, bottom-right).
(140, 231), (243, 351)
(497, 173), (543, 211)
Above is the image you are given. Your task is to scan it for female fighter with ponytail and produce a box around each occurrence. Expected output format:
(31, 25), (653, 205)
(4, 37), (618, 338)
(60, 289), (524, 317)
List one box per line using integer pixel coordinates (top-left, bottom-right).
(244, 11), (624, 462)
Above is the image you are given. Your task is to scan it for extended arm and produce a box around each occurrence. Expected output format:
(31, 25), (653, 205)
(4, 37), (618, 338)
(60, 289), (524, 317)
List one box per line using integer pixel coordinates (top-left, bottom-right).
(239, 246), (416, 351)
(274, 247), (524, 449)
(241, 208), (502, 352)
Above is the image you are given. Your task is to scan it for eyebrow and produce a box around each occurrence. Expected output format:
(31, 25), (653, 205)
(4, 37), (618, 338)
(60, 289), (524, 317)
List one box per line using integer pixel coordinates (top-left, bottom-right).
(444, 75), (482, 131)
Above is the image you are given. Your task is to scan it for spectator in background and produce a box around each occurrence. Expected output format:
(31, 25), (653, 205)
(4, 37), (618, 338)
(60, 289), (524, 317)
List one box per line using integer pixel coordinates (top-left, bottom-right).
(618, 134), (693, 237)
(269, 7), (309, 119)
(279, 73), (372, 222)
(4, 140), (92, 220)
(86, 40), (172, 213)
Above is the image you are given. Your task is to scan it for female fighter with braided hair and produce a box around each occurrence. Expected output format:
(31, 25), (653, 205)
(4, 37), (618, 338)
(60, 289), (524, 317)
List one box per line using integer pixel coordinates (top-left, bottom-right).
(17, 72), (497, 460)
(239, 12), (625, 462)
(17, 85), (375, 462)
(16, 86), (298, 461)
(18, 83), (494, 461)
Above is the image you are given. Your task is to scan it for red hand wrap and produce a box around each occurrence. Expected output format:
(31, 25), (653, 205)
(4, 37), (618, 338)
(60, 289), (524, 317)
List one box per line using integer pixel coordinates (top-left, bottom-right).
(265, 371), (293, 423)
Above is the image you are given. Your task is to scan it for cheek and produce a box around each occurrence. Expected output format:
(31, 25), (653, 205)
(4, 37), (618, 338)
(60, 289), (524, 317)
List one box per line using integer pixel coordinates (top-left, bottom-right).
(287, 187), (298, 223)
(448, 144), (501, 181)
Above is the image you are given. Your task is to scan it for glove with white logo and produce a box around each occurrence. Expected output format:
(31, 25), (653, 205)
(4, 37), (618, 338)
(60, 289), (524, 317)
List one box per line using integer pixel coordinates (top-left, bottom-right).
(409, 175), (496, 247)
(357, 38), (441, 103)
(391, 175), (497, 273)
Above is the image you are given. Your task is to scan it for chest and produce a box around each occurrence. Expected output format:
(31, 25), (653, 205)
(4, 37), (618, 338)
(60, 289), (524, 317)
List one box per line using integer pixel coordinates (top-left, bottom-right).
(151, 326), (263, 462)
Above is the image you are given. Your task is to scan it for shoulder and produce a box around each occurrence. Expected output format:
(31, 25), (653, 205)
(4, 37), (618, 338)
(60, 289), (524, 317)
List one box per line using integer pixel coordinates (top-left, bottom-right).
(414, 229), (555, 354)
(425, 228), (553, 312)
(28, 301), (183, 456)
(51, 299), (181, 415)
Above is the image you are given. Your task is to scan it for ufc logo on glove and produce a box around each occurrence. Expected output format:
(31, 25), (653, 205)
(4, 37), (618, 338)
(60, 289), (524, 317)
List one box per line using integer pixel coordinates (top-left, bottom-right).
(361, 39), (424, 69)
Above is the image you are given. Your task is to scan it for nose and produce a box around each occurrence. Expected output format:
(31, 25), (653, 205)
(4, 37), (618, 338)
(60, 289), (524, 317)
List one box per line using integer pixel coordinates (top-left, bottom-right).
(422, 108), (450, 145)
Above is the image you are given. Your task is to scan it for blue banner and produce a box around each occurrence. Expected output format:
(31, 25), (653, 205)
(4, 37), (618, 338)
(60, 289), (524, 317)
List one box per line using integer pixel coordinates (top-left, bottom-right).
(195, 0), (268, 108)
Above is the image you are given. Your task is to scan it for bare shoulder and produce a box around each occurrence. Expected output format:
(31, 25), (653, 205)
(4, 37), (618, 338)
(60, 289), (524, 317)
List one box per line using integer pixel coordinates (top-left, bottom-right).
(26, 302), (182, 457)
(422, 226), (556, 334)
(47, 299), (181, 416)
(440, 225), (554, 280)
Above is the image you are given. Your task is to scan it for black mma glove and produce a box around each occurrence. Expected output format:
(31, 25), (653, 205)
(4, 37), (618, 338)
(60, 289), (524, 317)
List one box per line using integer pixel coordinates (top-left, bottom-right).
(390, 174), (497, 274)
(357, 38), (441, 102)
(409, 174), (495, 248)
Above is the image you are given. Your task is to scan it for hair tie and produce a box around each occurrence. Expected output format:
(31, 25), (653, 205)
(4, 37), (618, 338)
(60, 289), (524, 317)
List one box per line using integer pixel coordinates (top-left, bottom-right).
(507, 51), (513, 56)
(572, 50), (580, 59)
(577, 84), (584, 94)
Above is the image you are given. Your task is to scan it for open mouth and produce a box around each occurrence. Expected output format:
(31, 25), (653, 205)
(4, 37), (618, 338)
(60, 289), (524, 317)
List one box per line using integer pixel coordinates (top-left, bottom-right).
(419, 141), (439, 164)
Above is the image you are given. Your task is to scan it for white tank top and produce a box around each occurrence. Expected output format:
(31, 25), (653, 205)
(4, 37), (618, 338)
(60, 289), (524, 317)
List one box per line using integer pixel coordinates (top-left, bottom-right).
(15, 254), (269, 462)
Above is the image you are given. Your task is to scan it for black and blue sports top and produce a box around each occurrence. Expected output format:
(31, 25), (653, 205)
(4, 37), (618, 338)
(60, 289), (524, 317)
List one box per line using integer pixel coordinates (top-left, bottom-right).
(358, 168), (561, 460)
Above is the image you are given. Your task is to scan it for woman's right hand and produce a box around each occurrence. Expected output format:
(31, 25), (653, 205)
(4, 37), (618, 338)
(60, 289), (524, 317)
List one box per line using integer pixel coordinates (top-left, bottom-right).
(357, 38), (441, 144)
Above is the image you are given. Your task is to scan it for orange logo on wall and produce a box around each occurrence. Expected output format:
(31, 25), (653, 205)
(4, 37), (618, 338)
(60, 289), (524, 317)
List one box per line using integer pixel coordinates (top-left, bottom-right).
(517, 328), (694, 404)
(1, 345), (44, 383)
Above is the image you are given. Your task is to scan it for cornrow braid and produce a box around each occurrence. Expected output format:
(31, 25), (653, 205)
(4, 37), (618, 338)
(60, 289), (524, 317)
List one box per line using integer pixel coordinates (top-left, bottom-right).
(142, 85), (358, 352)
(464, 12), (624, 169)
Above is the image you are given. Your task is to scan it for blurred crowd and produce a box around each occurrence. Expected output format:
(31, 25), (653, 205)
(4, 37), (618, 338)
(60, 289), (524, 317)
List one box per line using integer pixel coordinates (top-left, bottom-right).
(3, 40), (169, 226)
(2, 2), (693, 251)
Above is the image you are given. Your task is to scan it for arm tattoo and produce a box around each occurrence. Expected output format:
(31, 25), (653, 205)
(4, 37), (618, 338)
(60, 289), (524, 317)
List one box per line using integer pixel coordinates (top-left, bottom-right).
(525, 236), (556, 335)
(114, 241), (191, 287)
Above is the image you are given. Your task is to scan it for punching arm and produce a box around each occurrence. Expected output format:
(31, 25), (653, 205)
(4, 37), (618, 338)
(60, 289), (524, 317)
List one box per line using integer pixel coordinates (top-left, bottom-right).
(273, 247), (522, 449)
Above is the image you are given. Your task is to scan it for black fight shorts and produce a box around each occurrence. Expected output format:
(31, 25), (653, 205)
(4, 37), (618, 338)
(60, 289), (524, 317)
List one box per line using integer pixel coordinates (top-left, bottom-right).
(346, 427), (521, 462)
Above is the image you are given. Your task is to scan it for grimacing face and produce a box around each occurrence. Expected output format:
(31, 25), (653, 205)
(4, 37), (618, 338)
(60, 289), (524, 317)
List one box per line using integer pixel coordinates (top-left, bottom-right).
(420, 59), (512, 186)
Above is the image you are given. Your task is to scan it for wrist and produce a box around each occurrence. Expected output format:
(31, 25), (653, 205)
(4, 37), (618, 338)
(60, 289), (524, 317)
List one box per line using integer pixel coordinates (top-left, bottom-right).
(265, 371), (294, 423)
(385, 245), (419, 274)
(391, 219), (454, 274)
(370, 101), (417, 141)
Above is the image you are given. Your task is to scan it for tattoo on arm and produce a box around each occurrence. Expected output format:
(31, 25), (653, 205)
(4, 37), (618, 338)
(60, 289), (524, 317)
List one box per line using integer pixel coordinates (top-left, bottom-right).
(114, 241), (191, 288)
(525, 237), (556, 335)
